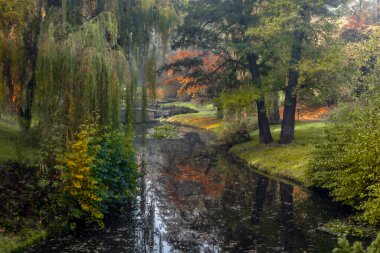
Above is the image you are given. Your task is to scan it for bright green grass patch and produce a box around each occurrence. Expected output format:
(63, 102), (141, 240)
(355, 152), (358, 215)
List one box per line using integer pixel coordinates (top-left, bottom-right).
(230, 121), (326, 185)
(0, 120), (39, 163)
(164, 111), (224, 137)
(0, 228), (47, 253)
(151, 124), (179, 139)
(162, 102), (224, 137)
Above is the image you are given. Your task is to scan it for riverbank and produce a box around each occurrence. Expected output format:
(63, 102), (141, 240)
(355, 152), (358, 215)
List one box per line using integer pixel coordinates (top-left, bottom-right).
(0, 228), (47, 253)
(162, 102), (322, 186)
(230, 122), (324, 185)
(161, 102), (223, 139)
(162, 103), (380, 239)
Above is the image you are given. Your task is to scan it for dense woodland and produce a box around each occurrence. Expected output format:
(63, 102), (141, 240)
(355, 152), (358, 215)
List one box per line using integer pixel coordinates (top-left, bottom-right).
(1, 0), (380, 252)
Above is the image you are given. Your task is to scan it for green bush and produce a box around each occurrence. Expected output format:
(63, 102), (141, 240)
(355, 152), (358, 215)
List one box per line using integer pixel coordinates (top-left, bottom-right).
(214, 87), (259, 141)
(0, 120), (138, 239)
(93, 130), (138, 212)
(333, 233), (380, 253)
(54, 124), (138, 227)
(308, 96), (380, 224)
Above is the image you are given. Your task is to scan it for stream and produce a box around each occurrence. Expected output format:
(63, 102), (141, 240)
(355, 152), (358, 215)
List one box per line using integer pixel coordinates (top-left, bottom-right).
(27, 125), (347, 253)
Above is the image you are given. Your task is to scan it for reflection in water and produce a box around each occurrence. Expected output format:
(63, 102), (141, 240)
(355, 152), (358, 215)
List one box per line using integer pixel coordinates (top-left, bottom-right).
(28, 128), (347, 253)
(252, 174), (269, 224)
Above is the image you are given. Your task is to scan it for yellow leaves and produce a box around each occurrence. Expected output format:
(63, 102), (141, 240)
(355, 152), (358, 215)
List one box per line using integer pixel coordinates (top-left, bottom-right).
(73, 181), (81, 188)
(80, 203), (90, 212)
(57, 123), (104, 225)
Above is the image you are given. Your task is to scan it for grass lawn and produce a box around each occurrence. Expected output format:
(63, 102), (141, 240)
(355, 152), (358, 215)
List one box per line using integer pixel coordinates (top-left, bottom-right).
(230, 121), (326, 185)
(0, 120), (39, 163)
(162, 102), (224, 137)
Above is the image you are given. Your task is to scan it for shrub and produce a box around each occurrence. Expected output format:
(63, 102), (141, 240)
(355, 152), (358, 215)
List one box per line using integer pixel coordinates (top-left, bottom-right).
(55, 124), (138, 227)
(214, 87), (258, 141)
(333, 233), (380, 253)
(55, 124), (103, 226)
(308, 96), (380, 224)
(93, 130), (138, 212)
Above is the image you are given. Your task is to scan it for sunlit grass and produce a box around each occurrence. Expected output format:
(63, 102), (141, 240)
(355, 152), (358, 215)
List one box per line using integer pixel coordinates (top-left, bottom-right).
(162, 102), (224, 137)
(163, 101), (216, 111)
(230, 121), (326, 184)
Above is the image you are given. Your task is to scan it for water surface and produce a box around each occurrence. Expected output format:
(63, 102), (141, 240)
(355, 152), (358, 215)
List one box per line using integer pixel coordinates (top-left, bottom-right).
(28, 127), (346, 253)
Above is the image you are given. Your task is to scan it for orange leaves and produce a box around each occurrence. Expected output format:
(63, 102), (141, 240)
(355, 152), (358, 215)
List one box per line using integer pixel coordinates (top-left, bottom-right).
(163, 49), (220, 96)
(178, 84), (207, 96)
(167, 49), (201, 62)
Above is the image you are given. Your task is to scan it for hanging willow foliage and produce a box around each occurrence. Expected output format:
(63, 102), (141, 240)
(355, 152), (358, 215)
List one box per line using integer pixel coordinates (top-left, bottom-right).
(35, 8), (130, 136)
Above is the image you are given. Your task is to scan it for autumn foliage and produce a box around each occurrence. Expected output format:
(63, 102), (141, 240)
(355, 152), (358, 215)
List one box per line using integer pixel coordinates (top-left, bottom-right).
(163, 50), (220, 97)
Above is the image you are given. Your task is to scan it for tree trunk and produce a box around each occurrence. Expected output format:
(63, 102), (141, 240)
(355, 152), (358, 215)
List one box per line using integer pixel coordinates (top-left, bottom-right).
(247, 53), (273, 144)
(279, 30), (304, 144)
(22, 75), (36, 130)
(18, 0), (43, 131)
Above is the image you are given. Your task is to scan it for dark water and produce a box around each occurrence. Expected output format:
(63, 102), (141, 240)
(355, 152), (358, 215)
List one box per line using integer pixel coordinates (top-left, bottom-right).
(27, 127), (347, 253)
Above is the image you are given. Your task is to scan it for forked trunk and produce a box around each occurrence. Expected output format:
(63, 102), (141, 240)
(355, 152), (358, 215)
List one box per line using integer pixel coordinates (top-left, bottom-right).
(247, 53), (273, 144)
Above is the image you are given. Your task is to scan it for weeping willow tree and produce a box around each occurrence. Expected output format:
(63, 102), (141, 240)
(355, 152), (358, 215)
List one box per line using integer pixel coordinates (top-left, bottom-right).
(35, 8), (130, 136)
(59, 0), (178, 63)
(1, 0), (179, 135)
(60, 0), (178, 130)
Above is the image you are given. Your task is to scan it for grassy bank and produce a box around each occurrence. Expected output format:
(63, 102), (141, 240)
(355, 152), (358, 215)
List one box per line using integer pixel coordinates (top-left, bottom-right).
(0, 228), (47, 253)
(162, 102), (325, 185)
(162, 102), (224, 137)
(230, 122), (325, 185)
